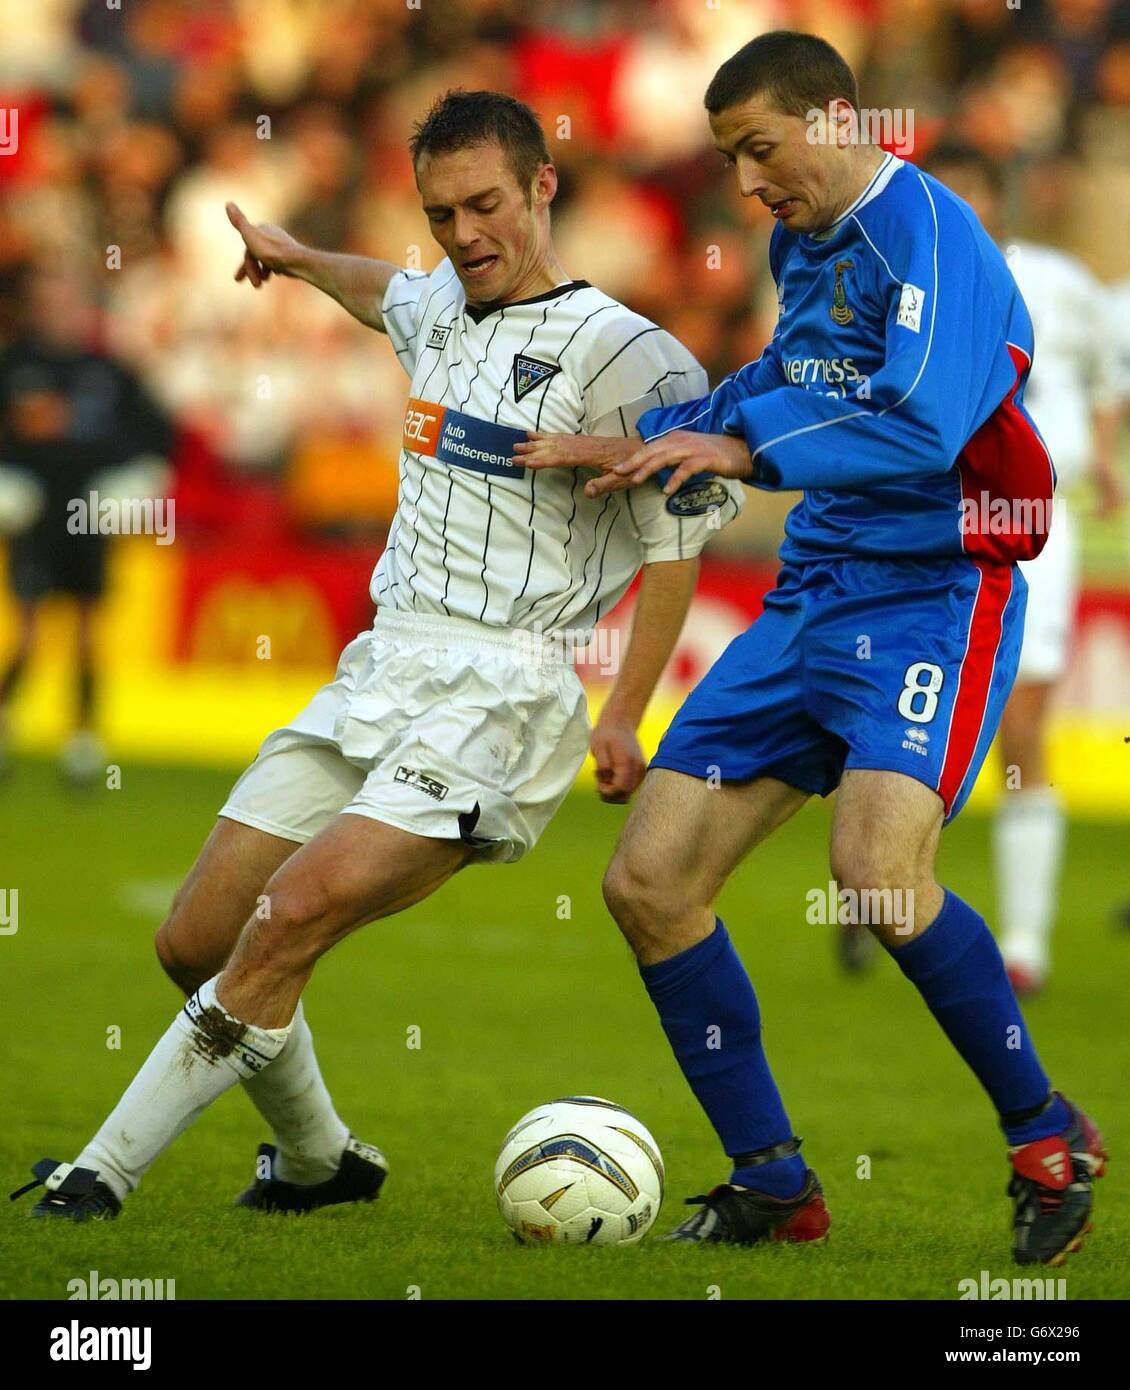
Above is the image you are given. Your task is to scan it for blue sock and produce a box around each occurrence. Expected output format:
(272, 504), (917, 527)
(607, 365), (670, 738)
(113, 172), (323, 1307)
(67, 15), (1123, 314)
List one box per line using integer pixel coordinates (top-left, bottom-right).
(886, 889), (1068, 1144)
(639, 920), (807, 1198)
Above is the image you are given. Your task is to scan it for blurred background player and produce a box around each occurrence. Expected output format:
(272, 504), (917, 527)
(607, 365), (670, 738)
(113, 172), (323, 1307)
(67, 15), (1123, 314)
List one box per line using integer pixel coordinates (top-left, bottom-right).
(925, 144), (1124, 996)
(0, 266), (172, 783)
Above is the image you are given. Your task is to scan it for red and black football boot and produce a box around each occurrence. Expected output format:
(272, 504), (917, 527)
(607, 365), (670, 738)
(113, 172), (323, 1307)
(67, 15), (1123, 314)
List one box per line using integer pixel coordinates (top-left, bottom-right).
(1008, 1093), (1107, 1265)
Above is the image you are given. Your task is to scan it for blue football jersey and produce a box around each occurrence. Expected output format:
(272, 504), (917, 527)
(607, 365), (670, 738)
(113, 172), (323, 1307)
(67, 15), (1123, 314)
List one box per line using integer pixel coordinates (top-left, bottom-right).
(637, 153), (1054, 565)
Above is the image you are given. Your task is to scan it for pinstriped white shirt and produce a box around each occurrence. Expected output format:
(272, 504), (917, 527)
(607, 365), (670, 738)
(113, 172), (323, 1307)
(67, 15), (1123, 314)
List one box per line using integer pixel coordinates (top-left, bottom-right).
(372, 259), (743, 636)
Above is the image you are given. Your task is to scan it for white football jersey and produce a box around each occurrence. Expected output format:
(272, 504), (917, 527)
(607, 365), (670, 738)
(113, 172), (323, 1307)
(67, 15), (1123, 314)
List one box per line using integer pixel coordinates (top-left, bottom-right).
(372, 259), (742, 636)
(1007, 240), (1121, 488)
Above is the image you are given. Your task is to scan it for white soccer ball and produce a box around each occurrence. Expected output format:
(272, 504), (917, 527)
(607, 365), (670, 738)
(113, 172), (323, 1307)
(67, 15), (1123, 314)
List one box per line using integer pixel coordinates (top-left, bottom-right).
(494, 1096), (664, 1246)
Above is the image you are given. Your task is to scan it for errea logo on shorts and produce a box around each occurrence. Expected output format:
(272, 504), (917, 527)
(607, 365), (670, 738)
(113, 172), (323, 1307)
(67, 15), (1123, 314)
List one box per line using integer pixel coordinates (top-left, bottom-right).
(902, 727), (930, 756)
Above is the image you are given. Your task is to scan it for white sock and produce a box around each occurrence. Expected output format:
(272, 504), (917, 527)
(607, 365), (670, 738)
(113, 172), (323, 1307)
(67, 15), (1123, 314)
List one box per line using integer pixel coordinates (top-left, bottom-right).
(240, 1001), (350, 1184)
(994, 787), (1065, 976)
(76, 977), (292, 1201)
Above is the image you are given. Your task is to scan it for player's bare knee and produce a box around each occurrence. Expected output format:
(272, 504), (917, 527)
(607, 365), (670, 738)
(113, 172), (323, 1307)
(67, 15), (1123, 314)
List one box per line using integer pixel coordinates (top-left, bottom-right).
(154, 919), (216, 995)
(602, 852), (645, 926)
(153, 920), (180, 980)
(830, 846), (920, 927)
(832, 854), (907, 897)
(602, 854), (695, 954)
(830, 832), (871, 889)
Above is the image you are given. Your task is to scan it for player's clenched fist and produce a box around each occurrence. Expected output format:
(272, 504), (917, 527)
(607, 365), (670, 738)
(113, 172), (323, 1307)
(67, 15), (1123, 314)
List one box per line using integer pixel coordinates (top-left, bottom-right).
(584, 430), (754, 499)
(226, 201), (304, 288)
(589, 717), (646, 804)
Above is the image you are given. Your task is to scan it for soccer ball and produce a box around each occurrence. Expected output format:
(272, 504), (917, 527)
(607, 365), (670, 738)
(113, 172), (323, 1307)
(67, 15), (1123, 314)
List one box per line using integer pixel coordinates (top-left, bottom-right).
(494, 1096), (664, 1245)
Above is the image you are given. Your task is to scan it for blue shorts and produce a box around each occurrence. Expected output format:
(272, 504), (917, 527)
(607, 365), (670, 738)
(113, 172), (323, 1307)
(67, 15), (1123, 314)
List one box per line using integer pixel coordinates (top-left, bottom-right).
(653, 556), (1026, 823)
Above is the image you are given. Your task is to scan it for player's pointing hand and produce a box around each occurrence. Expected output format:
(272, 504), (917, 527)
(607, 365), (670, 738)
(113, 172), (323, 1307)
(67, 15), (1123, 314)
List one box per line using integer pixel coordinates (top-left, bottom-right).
(583, 430), (754, 499)
(226, 202), (303, 288)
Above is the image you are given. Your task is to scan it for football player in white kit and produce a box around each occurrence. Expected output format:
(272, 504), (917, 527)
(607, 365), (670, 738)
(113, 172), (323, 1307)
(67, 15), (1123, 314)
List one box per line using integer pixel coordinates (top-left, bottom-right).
(16, 91), (742, 1221)
(925, 145), (1123, 995)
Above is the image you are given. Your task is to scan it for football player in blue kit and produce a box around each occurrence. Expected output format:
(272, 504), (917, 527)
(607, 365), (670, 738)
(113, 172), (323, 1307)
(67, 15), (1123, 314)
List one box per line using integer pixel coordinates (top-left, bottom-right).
(518, 30), (1105, 1266)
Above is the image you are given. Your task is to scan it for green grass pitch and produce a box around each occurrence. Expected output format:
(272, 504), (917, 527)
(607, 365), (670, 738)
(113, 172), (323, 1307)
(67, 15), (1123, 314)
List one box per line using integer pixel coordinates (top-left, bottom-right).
(2, 758), (1126, 1300)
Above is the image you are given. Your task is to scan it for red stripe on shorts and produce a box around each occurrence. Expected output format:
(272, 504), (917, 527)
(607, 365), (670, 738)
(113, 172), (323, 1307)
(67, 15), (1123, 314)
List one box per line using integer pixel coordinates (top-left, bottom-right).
(936, 560), (1014, 814)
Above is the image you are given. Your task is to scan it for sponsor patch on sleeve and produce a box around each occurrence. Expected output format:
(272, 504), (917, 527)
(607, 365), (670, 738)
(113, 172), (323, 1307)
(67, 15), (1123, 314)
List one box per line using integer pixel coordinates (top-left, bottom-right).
(896, 282), (925, 333)
(660, 473), (731, 516)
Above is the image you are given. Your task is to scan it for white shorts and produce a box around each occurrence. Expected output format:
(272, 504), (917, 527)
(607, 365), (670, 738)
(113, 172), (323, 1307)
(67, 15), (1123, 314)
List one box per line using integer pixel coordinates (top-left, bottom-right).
(219, 610), (591, 863)
(1016, 500), (1078, 684)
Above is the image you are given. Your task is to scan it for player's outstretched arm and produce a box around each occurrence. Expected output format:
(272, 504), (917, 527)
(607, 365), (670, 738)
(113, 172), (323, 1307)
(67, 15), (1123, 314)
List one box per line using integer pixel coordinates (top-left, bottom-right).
(512, 432), (639, 473)
(225, 202), (403, 332)
(516, 349), (780, 497)
(590, 556), (699, 803)
(584, 430), (753, 499)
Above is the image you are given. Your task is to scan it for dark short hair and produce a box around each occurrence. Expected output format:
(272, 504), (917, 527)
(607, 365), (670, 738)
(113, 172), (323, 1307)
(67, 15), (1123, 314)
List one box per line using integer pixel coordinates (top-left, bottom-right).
(409, 90), (551, 197)
(705, 30), (859, 120)
(921, 140), (1006, 197)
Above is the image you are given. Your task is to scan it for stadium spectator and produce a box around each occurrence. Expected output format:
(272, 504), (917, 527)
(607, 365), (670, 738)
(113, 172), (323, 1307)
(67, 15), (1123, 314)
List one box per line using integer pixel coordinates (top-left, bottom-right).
(0, 266), (173, 780)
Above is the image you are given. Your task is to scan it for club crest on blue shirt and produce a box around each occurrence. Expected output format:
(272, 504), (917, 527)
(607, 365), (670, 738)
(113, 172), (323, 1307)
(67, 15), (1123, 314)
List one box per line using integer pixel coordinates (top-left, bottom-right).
(830, 259), (855, 325)
(512, 354), (559, 401)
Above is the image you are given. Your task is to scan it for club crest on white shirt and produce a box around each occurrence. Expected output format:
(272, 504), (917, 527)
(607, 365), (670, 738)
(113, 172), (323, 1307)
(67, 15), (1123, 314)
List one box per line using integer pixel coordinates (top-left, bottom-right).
(512, 354), (559, 401)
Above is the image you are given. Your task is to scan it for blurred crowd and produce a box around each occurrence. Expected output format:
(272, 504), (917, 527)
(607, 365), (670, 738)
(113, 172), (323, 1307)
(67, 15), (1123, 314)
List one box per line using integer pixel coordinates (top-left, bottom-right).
(2, 0), (1130, 551)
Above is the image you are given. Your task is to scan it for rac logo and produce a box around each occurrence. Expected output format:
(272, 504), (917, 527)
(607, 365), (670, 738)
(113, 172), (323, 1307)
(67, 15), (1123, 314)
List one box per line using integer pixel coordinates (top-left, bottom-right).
(402, 398), (445, 454)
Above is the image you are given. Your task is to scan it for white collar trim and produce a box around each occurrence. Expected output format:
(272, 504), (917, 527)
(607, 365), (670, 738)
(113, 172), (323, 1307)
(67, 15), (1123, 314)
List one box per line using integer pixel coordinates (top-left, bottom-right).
(811, 152), (902, 241)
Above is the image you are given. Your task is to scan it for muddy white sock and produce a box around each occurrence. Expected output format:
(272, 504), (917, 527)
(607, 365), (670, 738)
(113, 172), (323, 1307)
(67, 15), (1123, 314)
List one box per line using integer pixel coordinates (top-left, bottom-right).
(240, 1001), (350, 1185)
(76, 976), (292, 1201)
